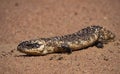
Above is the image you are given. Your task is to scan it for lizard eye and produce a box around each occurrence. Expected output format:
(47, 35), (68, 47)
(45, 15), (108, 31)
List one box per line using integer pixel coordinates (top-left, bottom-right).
(17, 41), (41, 50)
(26, 43), (41, 48)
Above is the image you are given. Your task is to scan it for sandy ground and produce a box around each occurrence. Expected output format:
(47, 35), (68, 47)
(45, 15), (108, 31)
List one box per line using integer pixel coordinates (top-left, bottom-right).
(0, 0), (120, 74)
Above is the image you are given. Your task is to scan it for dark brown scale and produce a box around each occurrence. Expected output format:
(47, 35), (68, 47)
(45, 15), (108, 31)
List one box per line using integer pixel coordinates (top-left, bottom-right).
(41, 26), (102, 42)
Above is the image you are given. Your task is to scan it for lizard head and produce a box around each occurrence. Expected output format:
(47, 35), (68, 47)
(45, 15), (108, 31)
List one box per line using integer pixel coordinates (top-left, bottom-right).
(17, 40), (47, 55)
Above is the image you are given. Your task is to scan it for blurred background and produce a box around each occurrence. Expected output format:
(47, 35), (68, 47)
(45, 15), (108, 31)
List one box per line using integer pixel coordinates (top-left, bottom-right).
(0, 0), (120, 74)
(0, 0), (119, 44)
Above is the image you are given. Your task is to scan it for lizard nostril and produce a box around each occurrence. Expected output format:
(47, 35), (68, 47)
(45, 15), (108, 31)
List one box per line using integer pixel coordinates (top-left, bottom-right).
(17, 41), (29, 50)
(18, 41), (29, 46)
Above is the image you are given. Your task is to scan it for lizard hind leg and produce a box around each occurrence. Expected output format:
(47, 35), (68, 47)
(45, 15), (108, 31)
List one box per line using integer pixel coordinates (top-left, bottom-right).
(95, 41), (104, 48)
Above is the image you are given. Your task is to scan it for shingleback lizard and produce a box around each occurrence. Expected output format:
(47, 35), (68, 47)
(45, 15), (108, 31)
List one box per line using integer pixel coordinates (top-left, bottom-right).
(17, 25), (115, 55)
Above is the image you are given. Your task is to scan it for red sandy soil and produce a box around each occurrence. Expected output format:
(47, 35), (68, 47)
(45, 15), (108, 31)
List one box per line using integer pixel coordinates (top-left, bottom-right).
(0, 0), (120, 74)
